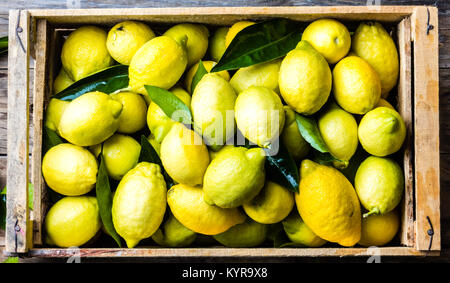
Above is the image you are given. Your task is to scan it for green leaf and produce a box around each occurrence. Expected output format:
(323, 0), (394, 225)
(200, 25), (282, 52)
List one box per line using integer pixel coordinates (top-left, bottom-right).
(312, 151), (344, 167)
(52, 65), (129, 101)
(96, 154), (122, 248)
(139, 135), (175, 188)
(295, 114), (329, 153)
(0, 36), (7, 56)
(211, 18), (302, 72)
(139, 135), (161, 164)
(144, 85), (192, 125)
(190, 60), (208, 94)
(2, 257), (19, 263)
(42, 126), (64, 154)
(265, 141), (299, 193)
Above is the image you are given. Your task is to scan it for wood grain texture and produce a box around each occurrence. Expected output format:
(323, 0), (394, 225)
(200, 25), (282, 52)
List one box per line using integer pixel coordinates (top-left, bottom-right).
(397, 17), (414, 247)
(25, 247), (439, 258)
(6, 9), (30, 253)
(412, 6), (441, 251)
(31, 19), (49, 245)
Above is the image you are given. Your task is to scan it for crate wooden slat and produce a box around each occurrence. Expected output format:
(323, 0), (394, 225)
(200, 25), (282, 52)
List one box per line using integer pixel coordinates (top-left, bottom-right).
(28, 6), (416, 24)
(6, 9), (31, 253)
(28, 247), (439, 258)
(397, 17), (415, 247)
(31, 19), (49, 246)
(5, 6), (441, 257)
(411, 6), (441, 251)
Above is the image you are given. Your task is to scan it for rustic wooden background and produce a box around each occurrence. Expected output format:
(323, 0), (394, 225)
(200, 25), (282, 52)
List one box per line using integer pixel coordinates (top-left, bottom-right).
(0, 0), (448, 263)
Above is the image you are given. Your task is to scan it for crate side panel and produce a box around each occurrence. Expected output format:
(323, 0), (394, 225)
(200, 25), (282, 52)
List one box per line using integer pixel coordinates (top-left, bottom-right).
(412, 6), (440, 251)
(397, 17), (415, 247)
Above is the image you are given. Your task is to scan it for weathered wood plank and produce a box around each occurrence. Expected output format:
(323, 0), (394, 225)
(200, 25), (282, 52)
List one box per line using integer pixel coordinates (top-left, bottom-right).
(25, 247), (440, 258)
(5, 9), (31, 253)
(0, 69), (34, 156)
(412, 6), (440, 251)
(0, 0), (447, 11)
(31, 19), (49, 245)
(27, 6), (416, 26)
(397, 17), (414, 247)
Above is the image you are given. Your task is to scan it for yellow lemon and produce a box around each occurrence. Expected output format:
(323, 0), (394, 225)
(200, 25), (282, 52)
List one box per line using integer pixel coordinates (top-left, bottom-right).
(332, 55), (381, 114)
(358, 107), (406, 156)
(191, 73), (237, 149)
(152, 212), (197, 247)
(209, 27), (229, 62)
(296, 160), (361, 247)
(278, 40), (332, 115)
(355, 156), (404, 217)
(225, 21), (255, 47)
(318, 102), (358, 163)
(53, 68), (74, 94)
(352, 22), (399, 97)
(281, 106), (310, 162)
(110, 91), (147, 134)
(101, 134), (141, 180)
(243, 181), (294, 224)
(61, 26), (114, 81)
(167, 184), (246, 235)
(282, 211), (327, 247)
(106, 21), (155, 65)
(213, 218), (268, 248)
(147, 87), (191, 143)
(301, 19), (351, 64)
(203, 146), (266, 208)
(44, 196), (101, 248)
(376, 98), (395, 109)
(184, 61), (230, 93)
(129, 36), (188, 94)
(42, 143), (98, 196)
(44, 98), (70, 134)
(112, 162), (167, 248)
(160, 123), (210, 186)
(359, 209), (399, 247)
(235, 86), (285, 148)
(163, 23), (209, 67)
(58, 91), (122, 146)
(230, 59), (282, 95)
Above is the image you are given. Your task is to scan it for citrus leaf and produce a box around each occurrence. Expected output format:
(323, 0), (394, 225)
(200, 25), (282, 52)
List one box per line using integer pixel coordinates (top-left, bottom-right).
(190, 60), (208, 94)
(139, 135), (175, 189)
(139, 135), (161, 164)
(0, 36), (7, 56)
(96, 153), (122, 248)
(53, 65), (129, 101)
(144, 85), (192, 125)
(295, 114), (329, 153)
(265, 141), (299, 193)
(211, 18), (302, 72)
(312, 151), (344, 167)
(42, 126), (64, 154)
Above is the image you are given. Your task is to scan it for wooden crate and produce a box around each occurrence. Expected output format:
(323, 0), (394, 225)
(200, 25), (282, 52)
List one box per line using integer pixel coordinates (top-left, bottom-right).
(5, 6), (440, 258)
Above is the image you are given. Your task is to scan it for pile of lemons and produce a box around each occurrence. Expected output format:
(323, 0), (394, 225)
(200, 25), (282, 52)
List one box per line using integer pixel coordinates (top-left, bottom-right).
(43, 18), (405, 249)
